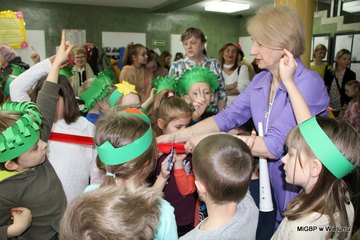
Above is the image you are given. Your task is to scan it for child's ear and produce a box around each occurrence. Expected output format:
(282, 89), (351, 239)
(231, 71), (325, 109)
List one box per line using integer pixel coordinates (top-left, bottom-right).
(183, 95), (191, 104)
(310, 159), (323, 177)
(195, 179), (206, 195)
(157, 118), (166, 130)
(4, 161), (19, 171)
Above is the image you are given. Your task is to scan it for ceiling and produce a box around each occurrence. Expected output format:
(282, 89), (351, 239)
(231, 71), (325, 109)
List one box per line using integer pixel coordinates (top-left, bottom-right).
(24, 0), (275, 16)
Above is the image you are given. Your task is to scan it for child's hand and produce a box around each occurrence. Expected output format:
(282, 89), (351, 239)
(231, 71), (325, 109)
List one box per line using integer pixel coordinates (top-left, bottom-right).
(98, 99), (110, 113)
(192, 89), (207, 121)
(30, 46), (40, 64)
(160, 154), (174, 179)
(149, 88), (156, 103)
(279, 49), (298, 86)
(53, 30), (73, 68)
(174, 153), (187, 169)
(7, 207), (32, 238)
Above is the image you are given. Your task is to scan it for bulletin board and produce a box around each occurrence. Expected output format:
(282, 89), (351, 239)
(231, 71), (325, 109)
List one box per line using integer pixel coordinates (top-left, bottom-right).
(0, 10), (27, 48)
(311, 34), (330, 62)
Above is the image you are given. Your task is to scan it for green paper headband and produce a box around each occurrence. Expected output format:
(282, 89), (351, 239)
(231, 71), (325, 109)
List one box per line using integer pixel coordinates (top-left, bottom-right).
(95, 109), (153, 166)
(80, 70), (114, 112)
(299, 117), (355, 179)
(59, 65), (73, 78)
(108, 81), (138, 107)
(4, 64), (26, 97)
(152, 76), (176, 93)
(177, 66), (219, 96)
(0, 102), (42, 162)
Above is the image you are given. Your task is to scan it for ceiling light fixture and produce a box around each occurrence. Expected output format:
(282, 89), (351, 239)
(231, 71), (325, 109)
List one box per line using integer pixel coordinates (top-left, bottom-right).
(205, 1), (250, 13)
(342, 0), (360, 13)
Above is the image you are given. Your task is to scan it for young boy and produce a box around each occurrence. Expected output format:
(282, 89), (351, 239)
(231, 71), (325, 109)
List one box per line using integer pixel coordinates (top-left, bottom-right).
(180, 134), (259, 240)
(177, 66), (219, 122)
(0, 31), (71, 239)
(60, 185), (161, 240)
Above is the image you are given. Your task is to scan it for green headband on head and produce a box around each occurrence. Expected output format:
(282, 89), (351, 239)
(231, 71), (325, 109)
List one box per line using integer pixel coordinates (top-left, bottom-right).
(0, 102), (42, 162)
(95, 108), (153, 166)
(152, 76), (176, 93)
(80, 70), (114, 112)
(177, 66), (219, 96)
(108, 81), (137, 107)
(4, 64), (26, 97)
(59, 65), (73, 78)
(299, 117), (356, 179)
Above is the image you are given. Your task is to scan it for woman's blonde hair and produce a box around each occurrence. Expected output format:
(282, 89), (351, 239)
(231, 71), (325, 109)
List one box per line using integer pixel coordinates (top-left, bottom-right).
(247, 5), (305, 57)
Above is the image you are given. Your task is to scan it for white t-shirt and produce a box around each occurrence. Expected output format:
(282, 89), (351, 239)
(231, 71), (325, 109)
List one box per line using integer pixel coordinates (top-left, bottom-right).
(223, 64), (251, 106)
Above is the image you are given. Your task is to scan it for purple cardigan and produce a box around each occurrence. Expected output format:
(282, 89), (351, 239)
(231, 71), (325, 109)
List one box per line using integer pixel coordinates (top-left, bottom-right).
(214, 58), (329, 159)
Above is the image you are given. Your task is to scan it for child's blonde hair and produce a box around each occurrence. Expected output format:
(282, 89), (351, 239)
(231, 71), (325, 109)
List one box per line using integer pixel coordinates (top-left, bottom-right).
(60, 185), (161, 240)
(151, 90), (192, 136)
(285, 117), (360, 239)
(94, 110), (157, 187)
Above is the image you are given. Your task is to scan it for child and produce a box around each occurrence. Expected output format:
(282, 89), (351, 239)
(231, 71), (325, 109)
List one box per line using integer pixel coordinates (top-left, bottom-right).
(119, 42), (152, 102)
(271, 48), (359, 239)
(180, 134), (259, 239)
(91, 108), (178, 239)
(80, 78), (155, 124)
(342, 80), (360, 132)
(0, 30), (71, 239)
(60, 185), (161, 240)
(177, 66), (219, 122)
(150, 87), (195, 236)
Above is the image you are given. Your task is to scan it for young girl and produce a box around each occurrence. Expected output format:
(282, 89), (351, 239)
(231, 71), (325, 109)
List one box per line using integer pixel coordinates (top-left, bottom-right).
(271, 49), (359, 239)
(150, 89), (196, 236)
(119, 42), (152, 102)
(10, 43), (96, 204)
(342, 80), (360, 132)
(93, 108), (178, 239)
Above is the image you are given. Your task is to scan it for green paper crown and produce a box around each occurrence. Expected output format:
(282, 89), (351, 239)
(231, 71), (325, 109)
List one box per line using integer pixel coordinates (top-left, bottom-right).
(0, 101), (42, 163)
(80, 70), (114, 112)
(177, 66), (219, 96)
(59, 65), (73, 78)
(4, 64), (26, 97)
(96, 108), (153, 166)
(299, 117), (356, 179)
(152, 76), (176, 93)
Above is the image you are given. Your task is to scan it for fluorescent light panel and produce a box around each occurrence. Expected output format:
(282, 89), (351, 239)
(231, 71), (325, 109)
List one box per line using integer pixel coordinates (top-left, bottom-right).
(205, 1), (250, 13)
(343, 0), (360, 13)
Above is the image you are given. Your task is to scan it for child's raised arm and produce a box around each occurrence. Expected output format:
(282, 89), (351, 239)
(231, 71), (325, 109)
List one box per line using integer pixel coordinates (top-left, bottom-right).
(279, 49), (312, 123)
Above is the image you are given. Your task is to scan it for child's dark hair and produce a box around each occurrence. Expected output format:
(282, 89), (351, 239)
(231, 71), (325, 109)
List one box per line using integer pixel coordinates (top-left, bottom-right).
(95, 110), (157, 187)
(29, 75), (80, 124)
(285, 117), (360, 239)
(122, 42), (146, 67)
(193, 134), (253, 204)
(151, 90), (192, 136)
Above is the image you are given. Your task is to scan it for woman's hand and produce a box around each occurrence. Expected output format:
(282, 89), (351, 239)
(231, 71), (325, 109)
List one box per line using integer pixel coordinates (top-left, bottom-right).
(185, 132), (224, 153)
(279, 48), (298, 86)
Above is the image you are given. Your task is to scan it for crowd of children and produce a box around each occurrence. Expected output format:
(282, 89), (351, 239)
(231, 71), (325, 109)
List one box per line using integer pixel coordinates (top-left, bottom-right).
(0, 5), (359, 240)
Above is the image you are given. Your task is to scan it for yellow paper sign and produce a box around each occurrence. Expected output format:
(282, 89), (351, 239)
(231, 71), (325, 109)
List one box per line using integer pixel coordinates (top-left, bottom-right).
(0, 10), (27, 49)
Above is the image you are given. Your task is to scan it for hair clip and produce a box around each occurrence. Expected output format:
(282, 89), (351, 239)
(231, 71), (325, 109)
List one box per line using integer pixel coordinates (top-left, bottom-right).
(168, 92), (174, 97)
(105, 172), (116, 178)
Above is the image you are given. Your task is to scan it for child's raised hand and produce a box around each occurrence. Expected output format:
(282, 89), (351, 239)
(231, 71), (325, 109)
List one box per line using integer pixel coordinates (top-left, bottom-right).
(30, 46), (40, 64)
(192, 89), (207, 121)
(98, 99), (110, 113)
(7, 207), (32, 238)
(279, 48), (298, 86)
(53, 30), (73, 67)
